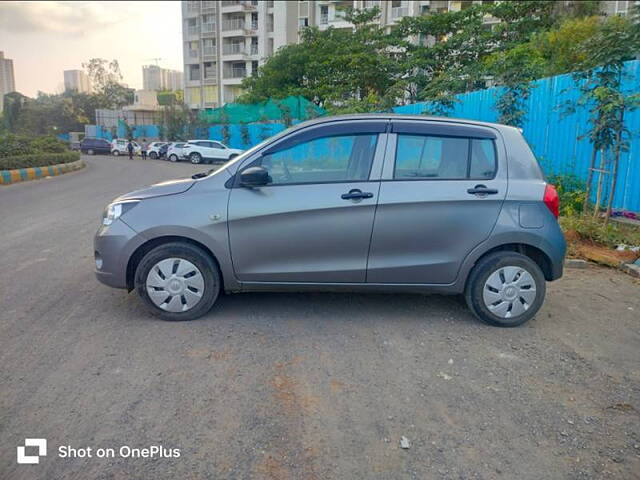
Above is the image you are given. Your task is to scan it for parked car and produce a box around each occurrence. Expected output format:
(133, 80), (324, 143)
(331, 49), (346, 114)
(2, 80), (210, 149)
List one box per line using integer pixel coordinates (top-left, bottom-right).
(165, 142), (188, 162)
(147, 142), (167, 159)
(94, 114), (566, 326)
(80, 137), (112, 155)
(111, 139), (141, 156)
(182, 140), (244, 164)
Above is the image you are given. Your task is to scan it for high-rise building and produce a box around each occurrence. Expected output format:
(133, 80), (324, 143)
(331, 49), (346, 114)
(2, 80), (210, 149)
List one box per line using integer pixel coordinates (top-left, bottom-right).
(63, 69), (92, 93)
(182, 0), (638, 109)
(182, 0), (298, 109)
(142, 65), (184, 91)
(0, 51), (16, 112)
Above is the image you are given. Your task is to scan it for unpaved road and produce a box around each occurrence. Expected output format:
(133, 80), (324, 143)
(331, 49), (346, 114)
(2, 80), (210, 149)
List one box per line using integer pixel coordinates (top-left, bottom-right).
(1, 156), (639, 479)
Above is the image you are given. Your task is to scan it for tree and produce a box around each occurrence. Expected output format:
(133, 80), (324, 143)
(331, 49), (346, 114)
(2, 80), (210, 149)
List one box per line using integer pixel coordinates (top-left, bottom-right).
(573, 14), (640, 219)
(239, 122), (251, 146)
(82, 58), (133, 109)
(484, 43), (545, 127)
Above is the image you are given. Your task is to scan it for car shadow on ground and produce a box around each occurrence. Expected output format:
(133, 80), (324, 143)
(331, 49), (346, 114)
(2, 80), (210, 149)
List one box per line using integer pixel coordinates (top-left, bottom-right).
(118, 290), (479, 328)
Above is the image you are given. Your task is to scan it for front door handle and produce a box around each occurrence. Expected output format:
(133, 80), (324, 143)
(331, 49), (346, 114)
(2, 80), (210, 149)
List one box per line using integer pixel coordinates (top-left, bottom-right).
(467, 185), (498, 195)
(341, 189), (374, 200)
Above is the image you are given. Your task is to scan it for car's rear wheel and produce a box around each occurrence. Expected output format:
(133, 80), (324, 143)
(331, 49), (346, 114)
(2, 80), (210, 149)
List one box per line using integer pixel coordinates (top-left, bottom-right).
(190, 152), (202, 164)
(465, 251), (545, 327)
(87, 149), (95, 155)
(169, 154), (178, 162)
(149, 151), (158, 159)
(135, 242), (221, 321)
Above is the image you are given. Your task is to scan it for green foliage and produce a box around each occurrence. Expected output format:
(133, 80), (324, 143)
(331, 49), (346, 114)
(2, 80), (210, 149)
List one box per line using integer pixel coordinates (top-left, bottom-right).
(0, 134), (68, 157)
(157, 90), (183, 106)
(82, 58), (134, 109)
(546, 173), (586, 217)
(560, 215), (640, 248)
(0, 151), (80, 170)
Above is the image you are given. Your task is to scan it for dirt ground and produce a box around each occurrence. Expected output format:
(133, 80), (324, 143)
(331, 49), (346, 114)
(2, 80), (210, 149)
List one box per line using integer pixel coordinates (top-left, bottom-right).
(1, 156), (639, 479)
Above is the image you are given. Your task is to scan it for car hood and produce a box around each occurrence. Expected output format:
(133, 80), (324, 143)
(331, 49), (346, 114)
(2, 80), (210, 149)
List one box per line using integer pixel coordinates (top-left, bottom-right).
(115, 177), (196, 201)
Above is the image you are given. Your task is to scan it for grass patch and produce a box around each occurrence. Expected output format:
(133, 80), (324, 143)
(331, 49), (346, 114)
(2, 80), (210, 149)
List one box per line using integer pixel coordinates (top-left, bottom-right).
(0, 152), (81, 170)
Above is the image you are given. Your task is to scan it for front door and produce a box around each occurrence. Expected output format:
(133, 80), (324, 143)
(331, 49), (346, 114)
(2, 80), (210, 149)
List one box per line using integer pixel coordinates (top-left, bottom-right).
(228, 125), (384, 283)
(367, 121), (507, 284)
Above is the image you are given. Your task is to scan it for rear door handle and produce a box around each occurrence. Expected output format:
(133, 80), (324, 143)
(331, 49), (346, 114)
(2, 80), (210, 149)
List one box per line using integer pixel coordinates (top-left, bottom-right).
(467, 185), (498, 195)
(341, 189), (374, 200)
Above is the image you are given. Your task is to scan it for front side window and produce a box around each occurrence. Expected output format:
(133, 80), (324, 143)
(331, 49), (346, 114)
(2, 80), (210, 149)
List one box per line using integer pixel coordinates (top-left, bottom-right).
(394, 134), (496, 180)
(259, 134), (378, 185)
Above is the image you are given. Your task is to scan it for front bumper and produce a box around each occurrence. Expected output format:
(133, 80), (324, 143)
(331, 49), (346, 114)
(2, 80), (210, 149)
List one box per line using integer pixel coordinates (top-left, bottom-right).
(94, 219), (142, 289)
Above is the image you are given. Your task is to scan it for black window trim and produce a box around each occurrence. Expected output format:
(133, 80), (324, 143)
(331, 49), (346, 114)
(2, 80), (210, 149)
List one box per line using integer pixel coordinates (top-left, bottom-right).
(391, 133), (498, 182)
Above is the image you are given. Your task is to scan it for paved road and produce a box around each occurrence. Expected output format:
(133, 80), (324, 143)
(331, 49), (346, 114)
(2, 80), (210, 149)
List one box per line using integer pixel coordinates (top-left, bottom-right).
(1, 155), (639, 479)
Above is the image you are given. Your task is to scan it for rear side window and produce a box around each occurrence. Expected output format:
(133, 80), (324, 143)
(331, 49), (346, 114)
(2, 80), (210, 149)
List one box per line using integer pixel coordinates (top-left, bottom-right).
(394, 134), (496, 180)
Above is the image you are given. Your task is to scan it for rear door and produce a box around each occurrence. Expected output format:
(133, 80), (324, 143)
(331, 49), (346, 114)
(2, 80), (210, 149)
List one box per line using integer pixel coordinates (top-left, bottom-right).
(227, 121), (387, 283)
(367, 120), (507, 284)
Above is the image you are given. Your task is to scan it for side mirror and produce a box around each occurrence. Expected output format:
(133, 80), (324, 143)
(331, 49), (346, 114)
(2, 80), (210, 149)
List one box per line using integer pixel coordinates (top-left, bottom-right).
(239, 166), (270, 187)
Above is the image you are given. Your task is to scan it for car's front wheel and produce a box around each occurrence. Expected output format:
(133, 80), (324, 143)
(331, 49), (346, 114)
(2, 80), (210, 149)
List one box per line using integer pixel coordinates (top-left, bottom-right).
(135, 242), (221, 321)
(190, 152), (202, 164)
(465, 251), (545, 327)
(112, 150), (120, 156)
(149, 152), (158, 159)
(169, 154), (178, 162)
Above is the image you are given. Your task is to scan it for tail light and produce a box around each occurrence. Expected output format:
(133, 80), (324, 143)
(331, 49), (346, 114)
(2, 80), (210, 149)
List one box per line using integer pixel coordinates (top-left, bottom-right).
(543, 184), (559, 218)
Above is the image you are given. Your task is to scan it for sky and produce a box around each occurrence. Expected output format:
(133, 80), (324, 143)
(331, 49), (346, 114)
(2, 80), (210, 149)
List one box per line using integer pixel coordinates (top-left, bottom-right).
(0, 1), (183, 97)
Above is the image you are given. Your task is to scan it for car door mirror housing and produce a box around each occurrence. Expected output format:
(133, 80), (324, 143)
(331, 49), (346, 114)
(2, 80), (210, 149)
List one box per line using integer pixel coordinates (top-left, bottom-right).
(240, 166), (270, 187)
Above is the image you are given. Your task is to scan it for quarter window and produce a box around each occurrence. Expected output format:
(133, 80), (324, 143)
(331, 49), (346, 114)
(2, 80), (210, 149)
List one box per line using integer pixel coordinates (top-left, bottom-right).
(394, 134), (496, 180)
(259, 134), (378, 185)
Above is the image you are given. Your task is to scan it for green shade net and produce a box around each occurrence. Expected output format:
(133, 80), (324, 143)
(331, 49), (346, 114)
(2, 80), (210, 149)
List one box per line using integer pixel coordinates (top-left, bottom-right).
(198, 96), (325, 124)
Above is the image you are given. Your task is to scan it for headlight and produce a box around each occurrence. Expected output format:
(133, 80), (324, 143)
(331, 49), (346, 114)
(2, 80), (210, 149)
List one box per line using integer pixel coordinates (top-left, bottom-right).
(102, 201), (139, 226)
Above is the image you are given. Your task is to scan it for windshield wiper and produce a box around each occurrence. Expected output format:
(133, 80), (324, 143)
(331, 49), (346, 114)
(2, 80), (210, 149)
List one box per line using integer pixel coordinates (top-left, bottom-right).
(191, 169), (215, 179)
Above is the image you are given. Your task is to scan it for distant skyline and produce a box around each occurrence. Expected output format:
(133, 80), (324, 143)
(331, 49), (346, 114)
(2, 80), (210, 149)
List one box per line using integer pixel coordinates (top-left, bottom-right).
(0, 1), (183, 97)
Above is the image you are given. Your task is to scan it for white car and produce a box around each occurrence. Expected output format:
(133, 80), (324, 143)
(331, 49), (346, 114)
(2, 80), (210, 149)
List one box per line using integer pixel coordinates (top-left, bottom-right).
(111, 139), (141, 156)
(146, 142), (167, 159)
(182, 140), (244, 164)
(166, 142), (188, 162)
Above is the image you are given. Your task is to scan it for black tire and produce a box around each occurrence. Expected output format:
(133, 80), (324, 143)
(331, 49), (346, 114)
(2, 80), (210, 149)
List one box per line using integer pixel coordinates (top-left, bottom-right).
(190, 152), (202, 164)
(464, 251), (546, 327)
(134, 242), (221, 321)
(229, 154), (238, 160)
(169, 154), (178, 162)
(149, 151), (158, 159)
(112, 150), (120, 156)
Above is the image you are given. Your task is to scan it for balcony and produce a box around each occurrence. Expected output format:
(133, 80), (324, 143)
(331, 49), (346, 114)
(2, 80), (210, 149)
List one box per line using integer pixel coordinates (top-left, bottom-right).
(202, 22), (215, 33)
(250, 44), (258, 55)
(224, 67), (247, 79)
(222, 18), (245, 31)
(188, 49), (200, 60)
(222, 43), (246, 55)
(203, 46), (216, 57)
(187, 25), (200, 36)
(392, 6), (408, 18)
(202, 1), (217, 10)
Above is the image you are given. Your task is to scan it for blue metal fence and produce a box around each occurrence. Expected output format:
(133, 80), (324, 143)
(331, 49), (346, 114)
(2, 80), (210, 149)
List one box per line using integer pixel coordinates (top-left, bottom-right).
(394, 60), (640, 212)
(90, 60), (639, 211)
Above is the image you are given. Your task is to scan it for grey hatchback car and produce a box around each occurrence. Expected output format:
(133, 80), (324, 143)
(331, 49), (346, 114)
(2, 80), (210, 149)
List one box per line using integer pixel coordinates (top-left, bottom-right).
(95, 114), (565, 327)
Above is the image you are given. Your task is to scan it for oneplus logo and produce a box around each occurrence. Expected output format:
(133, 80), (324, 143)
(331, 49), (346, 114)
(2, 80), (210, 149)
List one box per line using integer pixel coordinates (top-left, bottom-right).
(17, 438), (47, 464)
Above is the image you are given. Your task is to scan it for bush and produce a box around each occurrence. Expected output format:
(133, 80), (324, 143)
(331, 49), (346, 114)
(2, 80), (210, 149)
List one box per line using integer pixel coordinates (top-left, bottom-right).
(0, 134), (68, 157)
(546, 173), (586, 217)
(560, 215), (640, 248)
(0, 151), (80, 170)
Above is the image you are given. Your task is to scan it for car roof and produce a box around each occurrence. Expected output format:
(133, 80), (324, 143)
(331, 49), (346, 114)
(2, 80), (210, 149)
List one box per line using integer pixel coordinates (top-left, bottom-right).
(289, 113), (517, 134)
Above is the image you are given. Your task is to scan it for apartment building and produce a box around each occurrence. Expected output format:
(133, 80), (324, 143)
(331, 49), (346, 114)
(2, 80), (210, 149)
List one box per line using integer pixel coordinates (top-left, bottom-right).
(182, 0), (298, 109)
(182, 0), (637, 110)
(0, 51), (16, 112)
(63, 69), (92, 93)
(142, 65), (184, 91)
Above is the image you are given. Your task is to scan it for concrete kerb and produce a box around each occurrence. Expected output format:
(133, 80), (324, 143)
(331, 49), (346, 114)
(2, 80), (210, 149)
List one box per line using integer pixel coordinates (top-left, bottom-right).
(0, 158), (85, 185)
